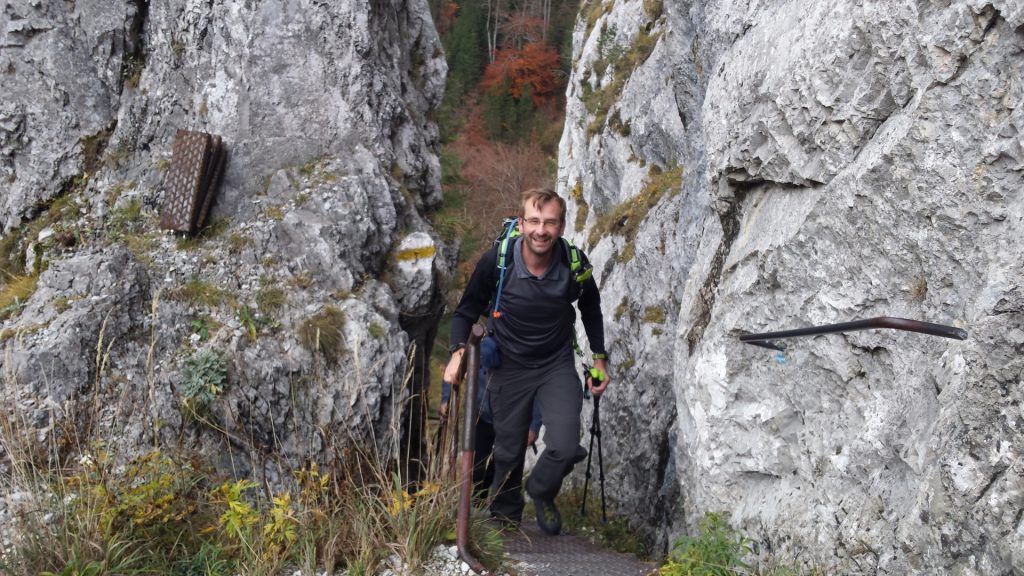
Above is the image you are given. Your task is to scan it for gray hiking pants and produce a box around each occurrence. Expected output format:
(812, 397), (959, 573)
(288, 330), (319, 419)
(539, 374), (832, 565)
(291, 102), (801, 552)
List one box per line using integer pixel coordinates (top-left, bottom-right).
(487, 350), (584, 522)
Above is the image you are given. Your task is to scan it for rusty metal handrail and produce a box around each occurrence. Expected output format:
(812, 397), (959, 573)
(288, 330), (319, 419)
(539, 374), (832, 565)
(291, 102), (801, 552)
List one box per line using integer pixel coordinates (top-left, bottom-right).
(456, 324), (488, 575)
(740, 316), (968, 351)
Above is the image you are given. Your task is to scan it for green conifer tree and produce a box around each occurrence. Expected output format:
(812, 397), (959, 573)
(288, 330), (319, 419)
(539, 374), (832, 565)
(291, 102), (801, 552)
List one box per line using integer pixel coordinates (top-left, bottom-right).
(512, 83), (535, 142)
(444, 0), (485, 105)
(483, 78), (512, 140)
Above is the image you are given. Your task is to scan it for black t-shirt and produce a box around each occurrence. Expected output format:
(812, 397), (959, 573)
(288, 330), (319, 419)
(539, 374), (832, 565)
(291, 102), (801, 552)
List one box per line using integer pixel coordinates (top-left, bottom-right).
(450, 237), (606, 367)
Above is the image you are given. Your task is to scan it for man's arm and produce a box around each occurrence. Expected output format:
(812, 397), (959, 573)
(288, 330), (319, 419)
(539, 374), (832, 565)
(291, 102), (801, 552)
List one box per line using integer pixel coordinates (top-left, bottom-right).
(577, 272), (606, 356)
(577, 264), (610, 396)
(444, 246), (498, 384)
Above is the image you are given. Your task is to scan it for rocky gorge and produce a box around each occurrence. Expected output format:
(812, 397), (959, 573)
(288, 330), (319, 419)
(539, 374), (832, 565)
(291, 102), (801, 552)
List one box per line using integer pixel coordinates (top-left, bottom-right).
(0, 0), (1022, 574)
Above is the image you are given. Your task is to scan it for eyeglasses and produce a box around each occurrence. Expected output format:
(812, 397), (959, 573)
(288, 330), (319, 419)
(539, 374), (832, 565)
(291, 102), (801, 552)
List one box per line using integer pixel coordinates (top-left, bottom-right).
(523, 218), (561, 229)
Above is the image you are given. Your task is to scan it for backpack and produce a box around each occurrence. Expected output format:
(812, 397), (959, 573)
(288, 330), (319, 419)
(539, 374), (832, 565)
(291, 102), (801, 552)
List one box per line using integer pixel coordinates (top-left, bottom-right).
(490, 217), (594, 320)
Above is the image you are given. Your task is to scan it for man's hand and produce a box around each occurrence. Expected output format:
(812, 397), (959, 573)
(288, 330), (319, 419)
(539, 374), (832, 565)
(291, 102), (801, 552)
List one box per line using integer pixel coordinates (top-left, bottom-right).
(443, 348), (465, 386)
(587, 358), (610, 397)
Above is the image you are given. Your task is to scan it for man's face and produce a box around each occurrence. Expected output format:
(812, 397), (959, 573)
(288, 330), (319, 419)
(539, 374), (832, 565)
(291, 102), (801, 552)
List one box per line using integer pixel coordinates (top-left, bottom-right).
(520, 200), (565, 258)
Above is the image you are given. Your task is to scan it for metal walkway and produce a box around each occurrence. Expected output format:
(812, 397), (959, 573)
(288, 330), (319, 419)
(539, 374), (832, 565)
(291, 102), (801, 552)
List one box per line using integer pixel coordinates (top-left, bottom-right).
(504, 523), (657, 576)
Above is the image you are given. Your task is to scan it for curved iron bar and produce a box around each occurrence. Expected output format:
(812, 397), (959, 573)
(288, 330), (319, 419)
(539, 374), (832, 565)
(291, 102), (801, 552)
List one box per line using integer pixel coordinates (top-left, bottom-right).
(740, 316), (968, 351)
(456, 324), (488, 575)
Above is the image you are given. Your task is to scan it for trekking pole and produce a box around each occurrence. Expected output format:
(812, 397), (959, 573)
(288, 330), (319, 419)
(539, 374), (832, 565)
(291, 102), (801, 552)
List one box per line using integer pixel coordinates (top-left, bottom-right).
(593, 394), (607, 523)
(581, 402), (595, 518)
(579, 364), (607, 523)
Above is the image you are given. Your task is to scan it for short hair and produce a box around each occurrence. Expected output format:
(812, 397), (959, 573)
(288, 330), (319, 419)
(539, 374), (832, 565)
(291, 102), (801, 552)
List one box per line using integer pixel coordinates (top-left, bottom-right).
(520, 188), (566, 223)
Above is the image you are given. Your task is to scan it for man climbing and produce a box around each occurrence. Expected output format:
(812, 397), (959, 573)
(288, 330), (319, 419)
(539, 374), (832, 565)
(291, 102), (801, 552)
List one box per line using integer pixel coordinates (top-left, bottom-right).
(444, 188), (610, 535)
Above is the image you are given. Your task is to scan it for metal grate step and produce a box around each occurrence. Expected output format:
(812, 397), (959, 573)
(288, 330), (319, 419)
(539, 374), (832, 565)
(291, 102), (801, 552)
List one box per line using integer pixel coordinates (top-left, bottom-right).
(504, 523), (657, 576)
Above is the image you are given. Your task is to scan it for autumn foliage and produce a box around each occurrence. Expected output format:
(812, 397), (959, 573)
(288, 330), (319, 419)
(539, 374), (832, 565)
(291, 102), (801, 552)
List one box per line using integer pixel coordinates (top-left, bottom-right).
(480, 42), (561, 106)
(435, 0), (460, 35)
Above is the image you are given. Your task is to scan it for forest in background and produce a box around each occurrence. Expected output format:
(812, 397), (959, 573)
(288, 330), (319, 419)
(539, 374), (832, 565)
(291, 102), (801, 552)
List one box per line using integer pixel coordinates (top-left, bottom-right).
(425, 0), (582, 381)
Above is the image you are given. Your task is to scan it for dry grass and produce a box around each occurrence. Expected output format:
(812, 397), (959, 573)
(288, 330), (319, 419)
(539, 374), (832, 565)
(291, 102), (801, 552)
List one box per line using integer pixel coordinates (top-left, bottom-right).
(297, 305), (347, 365)
(0, 274), (39, 322)
(165, 276), (233, 309)
(0, 307), (503, 576)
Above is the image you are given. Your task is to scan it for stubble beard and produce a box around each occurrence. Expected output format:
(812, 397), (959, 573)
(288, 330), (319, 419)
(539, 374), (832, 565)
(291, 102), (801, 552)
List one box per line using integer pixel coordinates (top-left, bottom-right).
(526, 231), (557, 257)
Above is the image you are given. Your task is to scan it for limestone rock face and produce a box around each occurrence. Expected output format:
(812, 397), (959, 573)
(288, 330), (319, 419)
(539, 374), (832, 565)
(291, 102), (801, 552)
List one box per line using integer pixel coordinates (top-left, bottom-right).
(5, 247), (150, 410)
(0, 0), (446, 483)
(0, 0), (144, 231)
(562, 0), (1023, 572)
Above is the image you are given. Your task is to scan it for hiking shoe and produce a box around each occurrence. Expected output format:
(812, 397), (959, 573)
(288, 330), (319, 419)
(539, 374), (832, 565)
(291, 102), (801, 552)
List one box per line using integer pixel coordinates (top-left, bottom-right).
(533, 497), (561, 535)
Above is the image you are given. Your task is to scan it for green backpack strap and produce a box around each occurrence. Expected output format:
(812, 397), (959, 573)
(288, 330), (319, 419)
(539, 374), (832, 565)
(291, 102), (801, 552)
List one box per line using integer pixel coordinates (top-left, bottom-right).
(563, 238), (593, 289)
(562, 238), (594, 356)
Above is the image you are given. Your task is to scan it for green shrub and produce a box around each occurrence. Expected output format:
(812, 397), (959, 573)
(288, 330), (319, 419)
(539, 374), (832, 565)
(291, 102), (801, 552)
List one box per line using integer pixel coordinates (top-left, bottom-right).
(440, 147), (465, 185)
(190, 316), (217, 341)
(659, 512), (752, 576)
(228, 232), (252, 253)
(181, 349), (228, 414)
(1, 448), (210, 576)
(583, 24), (662, 138)
(176, 218), (231, 250)
(644, 0), (664, 19)
(428, 187), (470, 243)
(263, 205), (285, 221)
(571, 182), (589, 232)
(368, 322), (386, 340)
(614, 298), (630, 322)
(584, 0), (613, 36)
(0, 364), (477, 576)
(0, 225), (26, 280)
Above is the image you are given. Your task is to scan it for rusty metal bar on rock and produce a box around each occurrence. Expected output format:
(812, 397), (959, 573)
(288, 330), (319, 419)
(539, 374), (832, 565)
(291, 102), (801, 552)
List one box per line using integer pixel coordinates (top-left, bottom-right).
(457, 324), (487, 575)
(740, 316), (968, 351)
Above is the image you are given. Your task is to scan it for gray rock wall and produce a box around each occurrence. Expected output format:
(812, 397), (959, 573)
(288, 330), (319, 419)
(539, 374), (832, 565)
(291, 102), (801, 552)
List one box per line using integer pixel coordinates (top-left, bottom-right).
(0, 0), (447, 483)
(1, 0), (144, 231)
(562, 0), (1023, 572)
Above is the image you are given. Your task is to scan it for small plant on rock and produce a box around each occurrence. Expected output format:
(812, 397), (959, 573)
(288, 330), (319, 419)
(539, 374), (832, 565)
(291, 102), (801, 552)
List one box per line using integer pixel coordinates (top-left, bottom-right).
(190, 317), (212, 341)
(181, 349), (228, 415)
(659, 512), (752, 576)
(106, 198), (145, 241)
(236, 304), (272, 341)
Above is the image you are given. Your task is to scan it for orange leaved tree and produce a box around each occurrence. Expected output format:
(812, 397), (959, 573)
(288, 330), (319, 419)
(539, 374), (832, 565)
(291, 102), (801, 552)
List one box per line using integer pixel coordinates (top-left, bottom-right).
(480, 42), (561, 107)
